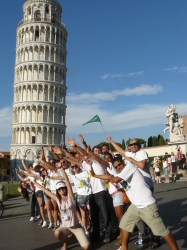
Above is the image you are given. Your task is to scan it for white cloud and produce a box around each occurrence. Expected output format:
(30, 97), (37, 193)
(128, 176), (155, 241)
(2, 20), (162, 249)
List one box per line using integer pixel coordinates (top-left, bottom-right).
(101, 71), (144, 79)
(66, 103), (187, 135)
(163, 67), (178, 71)
(0, 107), (12, 137)
(163, 66), (187, 73)
(67, 84), (163, 104)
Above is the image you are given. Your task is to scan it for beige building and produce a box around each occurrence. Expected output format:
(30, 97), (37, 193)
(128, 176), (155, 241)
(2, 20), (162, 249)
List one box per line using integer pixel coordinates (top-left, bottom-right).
(10, 0), (67, 173)
(0, 152), (10, 175)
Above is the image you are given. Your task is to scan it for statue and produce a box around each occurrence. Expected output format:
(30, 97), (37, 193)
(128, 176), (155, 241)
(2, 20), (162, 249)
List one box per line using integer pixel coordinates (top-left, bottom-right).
(164, 104), (185, 142)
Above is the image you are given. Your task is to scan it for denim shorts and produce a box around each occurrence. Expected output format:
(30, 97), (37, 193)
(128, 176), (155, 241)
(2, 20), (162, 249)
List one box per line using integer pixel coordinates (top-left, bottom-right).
(164, 169), (168, 176)
(76, 194), (89, 207)
(44, 193), (51, 201)
(112, 191), (124, 207)
(35, 190), (43, 198)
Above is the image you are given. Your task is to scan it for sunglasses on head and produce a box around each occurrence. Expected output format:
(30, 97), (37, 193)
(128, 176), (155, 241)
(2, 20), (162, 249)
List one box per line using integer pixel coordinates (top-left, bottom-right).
(114, 162), (122, 169)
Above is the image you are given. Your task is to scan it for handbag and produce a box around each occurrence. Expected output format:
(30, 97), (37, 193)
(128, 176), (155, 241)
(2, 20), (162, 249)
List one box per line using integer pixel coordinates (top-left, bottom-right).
(110, 182), (130, 204)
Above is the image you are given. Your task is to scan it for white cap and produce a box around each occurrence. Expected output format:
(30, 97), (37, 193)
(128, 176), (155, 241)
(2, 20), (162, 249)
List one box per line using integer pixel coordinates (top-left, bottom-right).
(33, 163), (38, 169)
(56, 182), (66, 190)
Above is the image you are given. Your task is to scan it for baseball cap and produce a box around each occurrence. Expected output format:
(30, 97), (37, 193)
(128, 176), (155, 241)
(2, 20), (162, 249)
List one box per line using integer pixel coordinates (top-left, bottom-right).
(56, 182), (66, 190)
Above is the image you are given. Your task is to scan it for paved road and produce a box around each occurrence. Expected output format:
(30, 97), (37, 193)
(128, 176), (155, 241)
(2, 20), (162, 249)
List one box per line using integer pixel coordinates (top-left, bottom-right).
(1, 189), (187, 250)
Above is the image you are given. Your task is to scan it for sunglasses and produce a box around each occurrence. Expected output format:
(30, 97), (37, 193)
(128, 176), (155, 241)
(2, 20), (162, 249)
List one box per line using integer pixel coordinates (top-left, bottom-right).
(114, 162), (123, 169)
(72, 166), (78, 169)
(40, 169), (45, 172)
(50, 161), (55, 164)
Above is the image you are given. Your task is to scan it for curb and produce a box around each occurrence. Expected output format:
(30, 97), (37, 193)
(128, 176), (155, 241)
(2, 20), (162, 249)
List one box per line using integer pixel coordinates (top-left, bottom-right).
(1, 213), (30, 220)
(154, 186), (187, 194)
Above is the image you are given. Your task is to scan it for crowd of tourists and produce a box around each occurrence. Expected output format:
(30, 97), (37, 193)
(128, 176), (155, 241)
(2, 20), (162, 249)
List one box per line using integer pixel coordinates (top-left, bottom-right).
(15, 135), (179, 250)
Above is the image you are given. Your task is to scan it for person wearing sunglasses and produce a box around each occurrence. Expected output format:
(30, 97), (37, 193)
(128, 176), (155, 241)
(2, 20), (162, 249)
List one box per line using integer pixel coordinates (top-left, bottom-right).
(65, 138), (112, 244)
(33, 166), (90, 250)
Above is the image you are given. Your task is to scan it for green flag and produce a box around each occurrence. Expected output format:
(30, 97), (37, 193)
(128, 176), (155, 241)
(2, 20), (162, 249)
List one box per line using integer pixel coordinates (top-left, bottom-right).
(83, 115), (101, 126)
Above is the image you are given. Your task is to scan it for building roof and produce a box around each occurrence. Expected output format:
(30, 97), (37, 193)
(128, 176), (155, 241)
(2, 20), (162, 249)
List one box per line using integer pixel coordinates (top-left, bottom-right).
(0, 152), (10, 155)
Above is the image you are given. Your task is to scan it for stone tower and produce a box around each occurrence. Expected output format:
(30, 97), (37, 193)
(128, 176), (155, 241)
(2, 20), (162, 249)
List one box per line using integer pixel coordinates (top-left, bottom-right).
(10, 0), (67, 172)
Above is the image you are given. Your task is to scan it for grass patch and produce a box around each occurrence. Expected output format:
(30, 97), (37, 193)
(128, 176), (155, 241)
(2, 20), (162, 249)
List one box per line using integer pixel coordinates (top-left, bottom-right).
(3, 183), (20, 200)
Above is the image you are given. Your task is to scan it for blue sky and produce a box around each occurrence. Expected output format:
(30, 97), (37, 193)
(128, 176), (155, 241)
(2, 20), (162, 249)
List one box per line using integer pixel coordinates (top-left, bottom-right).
(1, 0), (187, 151)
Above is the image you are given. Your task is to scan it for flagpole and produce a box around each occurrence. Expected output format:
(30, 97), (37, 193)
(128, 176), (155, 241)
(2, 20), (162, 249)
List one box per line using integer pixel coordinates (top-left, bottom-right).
(100, 121), (107, 136)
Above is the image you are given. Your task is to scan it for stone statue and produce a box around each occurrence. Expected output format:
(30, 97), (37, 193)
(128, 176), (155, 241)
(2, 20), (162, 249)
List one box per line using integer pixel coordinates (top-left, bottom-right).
(164, 104), (185, 142)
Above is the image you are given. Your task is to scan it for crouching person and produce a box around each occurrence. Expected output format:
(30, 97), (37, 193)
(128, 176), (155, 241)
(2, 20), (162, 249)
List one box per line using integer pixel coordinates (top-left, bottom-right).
(33, 163), (90, 250)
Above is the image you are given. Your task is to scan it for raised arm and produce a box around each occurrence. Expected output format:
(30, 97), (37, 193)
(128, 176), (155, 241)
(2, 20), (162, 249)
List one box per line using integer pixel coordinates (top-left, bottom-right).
(22, 158), (30, 172)
(63, 157), (82, 168)
(91, 168), (122, 183)
(15, 168), (30, 182)
(48, 144), (61, 160)
(79, 134), (88, 150)
(59, 163), (74, 201)
(106, 135), (146, 170)
(33, 180), (56, 200)
(87, 145), (109, 167)
(61, 142), (76, 160)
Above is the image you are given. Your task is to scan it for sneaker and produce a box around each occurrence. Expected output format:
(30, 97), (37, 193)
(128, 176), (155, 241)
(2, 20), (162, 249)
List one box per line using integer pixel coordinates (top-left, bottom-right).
(42, 221), (48, 228)
(85, 231), (90, 237)
(117, 247), (121, 250)
(103, 238), (111, 244)
(30, 217), (34, 222)
(38, 220), (43, 226)
(36, 215), (40, 219)
(48, 223), (53, 229)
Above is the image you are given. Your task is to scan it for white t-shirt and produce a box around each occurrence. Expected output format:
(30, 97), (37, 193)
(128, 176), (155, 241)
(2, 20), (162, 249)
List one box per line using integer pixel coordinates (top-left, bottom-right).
(65, 168), (76, 193)
(163, 161), (168, 170)
(171, 155), (176, 162)
(48, 168), (63, 191)
(168, 157), (171, 164)
(70, 171), (91, 196)
(82, 159), (106, 194)
(116, 163), (156, 208)
(155, 164), (160, 173)
(107, 162), (123, 195)
(126, 150), (153, 188)
(31, 170), (43, 192)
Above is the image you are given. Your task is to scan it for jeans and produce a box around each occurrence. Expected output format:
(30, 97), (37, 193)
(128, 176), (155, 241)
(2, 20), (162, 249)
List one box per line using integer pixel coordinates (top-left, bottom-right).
(89, 191), (112, 239)
(178, 160), (183, 169)
(31, 193), (40, 217)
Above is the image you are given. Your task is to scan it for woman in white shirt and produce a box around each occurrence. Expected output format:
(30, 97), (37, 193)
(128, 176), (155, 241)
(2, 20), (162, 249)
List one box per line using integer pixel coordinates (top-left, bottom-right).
(69, 164), (91, 236)
(33, 165), (90, 250)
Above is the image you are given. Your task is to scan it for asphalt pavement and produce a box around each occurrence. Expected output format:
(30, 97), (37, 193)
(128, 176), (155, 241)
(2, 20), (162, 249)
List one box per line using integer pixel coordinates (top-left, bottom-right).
(0, 188), (187, 250)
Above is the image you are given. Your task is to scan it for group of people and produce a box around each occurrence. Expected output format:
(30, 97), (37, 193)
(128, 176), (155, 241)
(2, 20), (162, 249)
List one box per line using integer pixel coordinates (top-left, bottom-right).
(153, 150), (183, 184)
(15, 134), (179, 250)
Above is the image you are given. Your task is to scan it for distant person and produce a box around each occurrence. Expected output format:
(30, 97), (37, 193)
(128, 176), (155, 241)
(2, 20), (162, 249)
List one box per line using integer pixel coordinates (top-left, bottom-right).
(162, 157), (169, 183)
(177, 149), (183, 169)
(171, 152), (176, 182)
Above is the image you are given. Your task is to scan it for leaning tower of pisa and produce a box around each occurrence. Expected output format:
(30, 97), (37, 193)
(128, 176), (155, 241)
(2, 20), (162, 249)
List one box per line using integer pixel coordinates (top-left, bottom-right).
(10, 0), (67, 172)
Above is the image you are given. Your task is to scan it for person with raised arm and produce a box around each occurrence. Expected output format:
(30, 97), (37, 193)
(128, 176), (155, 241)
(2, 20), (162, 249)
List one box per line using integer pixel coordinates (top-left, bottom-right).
(33, 163), (90, 250)
(16, 164), (41, 222)
(65, 137), (112, 243)
(87, 148), (126, 244)
(100, 136), (179, 250)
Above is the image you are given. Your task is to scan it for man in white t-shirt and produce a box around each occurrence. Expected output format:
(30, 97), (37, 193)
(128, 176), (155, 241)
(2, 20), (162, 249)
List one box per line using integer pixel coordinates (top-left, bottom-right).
(98, 158), (178, 250)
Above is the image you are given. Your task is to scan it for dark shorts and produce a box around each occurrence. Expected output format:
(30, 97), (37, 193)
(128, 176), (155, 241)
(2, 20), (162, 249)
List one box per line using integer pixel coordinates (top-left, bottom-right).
(35, 190), (43, 198)
(76, 194), (89, 207)
(156, 172), (160, 177)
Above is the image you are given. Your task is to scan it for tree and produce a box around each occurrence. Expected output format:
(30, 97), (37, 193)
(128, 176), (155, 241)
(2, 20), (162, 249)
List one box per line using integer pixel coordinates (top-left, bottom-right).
(122, 139), (126, 150)
(148, 136), (152, 147)
(109, 143), (114, 152)
(152, 136), (159, 146)
(158, 135), (165, 146)
(143, 142), (146, 148)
